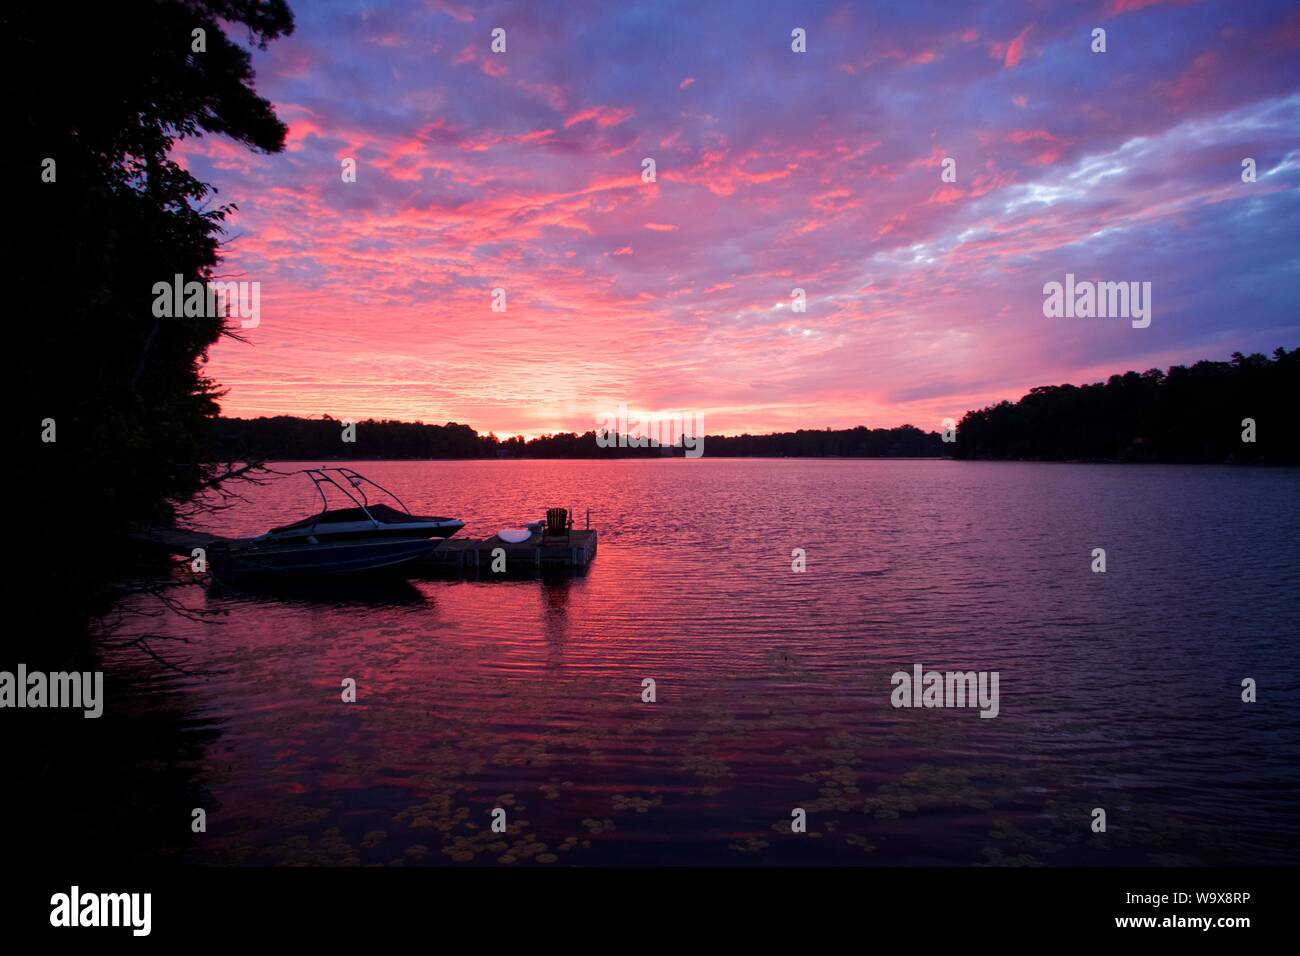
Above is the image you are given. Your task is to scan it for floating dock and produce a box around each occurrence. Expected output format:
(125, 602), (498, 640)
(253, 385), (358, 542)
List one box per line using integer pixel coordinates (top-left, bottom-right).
(427, 529), (598, 571)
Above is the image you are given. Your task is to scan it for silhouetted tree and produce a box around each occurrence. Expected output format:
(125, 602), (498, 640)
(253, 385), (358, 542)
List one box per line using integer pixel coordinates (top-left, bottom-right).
(954, 348), (1297, 464)
(14, 1), (295, 634)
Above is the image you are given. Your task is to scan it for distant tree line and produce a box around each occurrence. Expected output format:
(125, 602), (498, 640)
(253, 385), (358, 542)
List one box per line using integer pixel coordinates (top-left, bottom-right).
(208, 348), (1299, 463)
(954, 348), (1298, 464)
(701, 425), (942, 457)
(205, 417), (946, 459)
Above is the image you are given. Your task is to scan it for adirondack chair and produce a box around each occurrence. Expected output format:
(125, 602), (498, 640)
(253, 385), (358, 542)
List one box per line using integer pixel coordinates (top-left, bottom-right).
(545, 507), (571, 543)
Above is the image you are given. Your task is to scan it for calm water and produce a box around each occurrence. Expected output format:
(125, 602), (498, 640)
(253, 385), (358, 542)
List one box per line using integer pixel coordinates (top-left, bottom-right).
(99, 460), (1300, 866)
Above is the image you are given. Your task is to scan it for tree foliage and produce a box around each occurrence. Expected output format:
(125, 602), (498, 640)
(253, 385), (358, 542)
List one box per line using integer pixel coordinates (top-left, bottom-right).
(14, 1), (294, 618)
(207, 417), (945, 459)
(954, 349), (1298, 463)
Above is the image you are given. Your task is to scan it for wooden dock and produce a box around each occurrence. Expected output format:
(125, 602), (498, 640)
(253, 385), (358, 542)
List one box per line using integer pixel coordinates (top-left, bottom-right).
(131, 525), (233, 555)
(427, 529), (598, 572)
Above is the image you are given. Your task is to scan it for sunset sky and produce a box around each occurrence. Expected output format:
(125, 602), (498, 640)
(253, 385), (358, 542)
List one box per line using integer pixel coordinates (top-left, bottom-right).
(178, 0), (1300, 439)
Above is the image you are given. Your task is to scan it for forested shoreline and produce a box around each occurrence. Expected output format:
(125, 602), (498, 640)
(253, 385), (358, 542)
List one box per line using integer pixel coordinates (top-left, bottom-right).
(954, 348), (1296, 464)
(207, 348), (1297, 464)
(206, 418), (946, 459)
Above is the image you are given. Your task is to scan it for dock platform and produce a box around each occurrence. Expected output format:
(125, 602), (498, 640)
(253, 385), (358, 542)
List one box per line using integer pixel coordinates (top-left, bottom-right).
(427, 530), (598, 571)
(132, 526), (232, 555)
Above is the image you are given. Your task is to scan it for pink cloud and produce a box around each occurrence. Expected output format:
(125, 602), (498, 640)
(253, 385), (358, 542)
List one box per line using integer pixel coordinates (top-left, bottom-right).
(995, 26), (1033, 69)
(927, 186), (965, 204)
(284, 120), (325, 150)
(1156, 51), (1220, 104)
(519, 80), (568, 111)
(563, 106), (634, 128)
(1106, 0), (1199, 13)
(430, 0), (475, 21)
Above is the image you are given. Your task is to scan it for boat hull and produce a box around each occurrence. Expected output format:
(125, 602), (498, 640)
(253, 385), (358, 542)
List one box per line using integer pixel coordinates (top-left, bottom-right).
(210, 537), (438, 581)
(261, 522), (463, 545)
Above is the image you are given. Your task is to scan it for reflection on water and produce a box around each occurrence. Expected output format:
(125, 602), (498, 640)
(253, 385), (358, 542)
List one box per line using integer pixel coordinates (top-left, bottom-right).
(210, 576), (429, 609)
(92, 460), (1300, 866)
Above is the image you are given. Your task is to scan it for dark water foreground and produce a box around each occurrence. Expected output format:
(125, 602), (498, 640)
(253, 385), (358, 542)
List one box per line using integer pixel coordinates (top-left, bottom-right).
(31, 460), (1300, 866)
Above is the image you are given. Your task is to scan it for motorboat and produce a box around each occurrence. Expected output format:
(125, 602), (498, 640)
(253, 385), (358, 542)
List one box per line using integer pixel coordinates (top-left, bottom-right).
(208, 468), (464, 580)
(257, 469), (463, 544)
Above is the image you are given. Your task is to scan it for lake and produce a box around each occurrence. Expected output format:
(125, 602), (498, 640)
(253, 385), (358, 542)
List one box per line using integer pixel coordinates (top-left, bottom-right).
(96, 459), (1300, 866)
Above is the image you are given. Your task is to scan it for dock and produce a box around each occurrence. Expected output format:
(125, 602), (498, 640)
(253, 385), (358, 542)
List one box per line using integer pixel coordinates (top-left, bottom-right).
(427, 529), (598, 572)
(131, 526), (233, 555)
